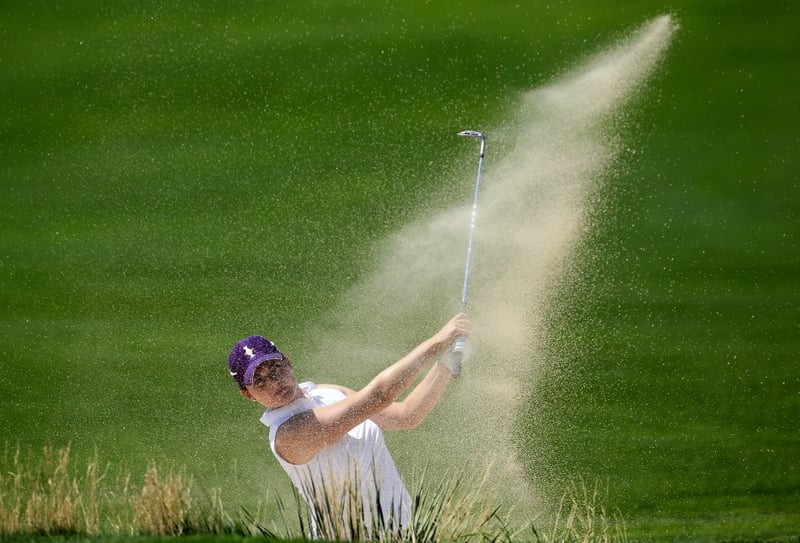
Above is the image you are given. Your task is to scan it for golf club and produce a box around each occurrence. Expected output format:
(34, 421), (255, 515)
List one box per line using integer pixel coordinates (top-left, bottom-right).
(440, 129), (486, 377)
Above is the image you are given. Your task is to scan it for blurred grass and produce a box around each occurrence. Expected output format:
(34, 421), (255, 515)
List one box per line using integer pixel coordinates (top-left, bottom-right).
(1, 1), (798, 542)
(521, 2), (799, 540)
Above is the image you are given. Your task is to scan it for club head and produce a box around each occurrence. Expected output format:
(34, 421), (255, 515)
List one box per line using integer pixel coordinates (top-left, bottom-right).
(457, 130), (485, 139)
(458, 129), (486, 157)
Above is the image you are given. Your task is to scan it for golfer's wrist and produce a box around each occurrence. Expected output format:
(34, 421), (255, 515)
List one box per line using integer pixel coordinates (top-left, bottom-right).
(428, 335), (452, 357)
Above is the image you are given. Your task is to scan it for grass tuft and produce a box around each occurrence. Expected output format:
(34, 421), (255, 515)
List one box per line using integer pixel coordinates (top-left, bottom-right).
(0, 443), (97, 536)
(0, 444), (243, 537)
(530, 479), (626, 543)
(274, 462), (519, 542)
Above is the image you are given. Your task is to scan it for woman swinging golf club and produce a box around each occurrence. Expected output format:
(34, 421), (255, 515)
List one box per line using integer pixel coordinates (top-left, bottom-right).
(228, 130), (484, 537)
(227, 312), (470, 536)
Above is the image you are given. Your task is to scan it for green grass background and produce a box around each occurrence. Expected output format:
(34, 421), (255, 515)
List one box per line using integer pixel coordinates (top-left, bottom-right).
(1, 1), (797, 541)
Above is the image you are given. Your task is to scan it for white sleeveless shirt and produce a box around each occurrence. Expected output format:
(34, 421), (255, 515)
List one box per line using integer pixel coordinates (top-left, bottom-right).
(260, 382), (411, 536)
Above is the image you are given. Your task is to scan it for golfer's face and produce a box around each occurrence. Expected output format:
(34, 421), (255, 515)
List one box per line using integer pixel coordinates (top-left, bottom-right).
(246, 358), (297, 407)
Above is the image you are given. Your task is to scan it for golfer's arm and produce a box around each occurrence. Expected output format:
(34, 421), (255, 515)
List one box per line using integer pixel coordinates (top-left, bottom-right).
(372, 362), (452, 430)
(325, 363), (451, 430)
(276, 336), (447, 464)
(276, 393), (392, 465)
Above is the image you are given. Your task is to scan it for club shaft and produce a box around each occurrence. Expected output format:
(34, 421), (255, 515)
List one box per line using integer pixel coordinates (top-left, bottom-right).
(440, 129), (485, 374)
(458, 131), (485, 309)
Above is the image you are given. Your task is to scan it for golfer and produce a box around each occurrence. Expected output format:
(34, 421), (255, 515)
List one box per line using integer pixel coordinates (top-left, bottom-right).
(227, 313), (470, 536)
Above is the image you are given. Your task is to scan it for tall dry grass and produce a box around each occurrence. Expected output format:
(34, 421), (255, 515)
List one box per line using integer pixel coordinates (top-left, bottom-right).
(0, 444), (238, 537)
(268, 463), (514, 542)
(124, 462), (231, 536)
(530, 479), (627, 543)
(1, 444), (626, 541)
(0, 444), (97, 536)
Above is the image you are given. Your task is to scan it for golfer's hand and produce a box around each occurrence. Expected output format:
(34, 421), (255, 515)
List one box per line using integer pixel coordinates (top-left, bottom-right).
(437, 312), (471, 349)
(436, 313), (471, 377)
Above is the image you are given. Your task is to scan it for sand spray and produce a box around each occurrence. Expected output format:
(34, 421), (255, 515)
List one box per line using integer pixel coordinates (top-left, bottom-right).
(305, 15), (677, 517)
